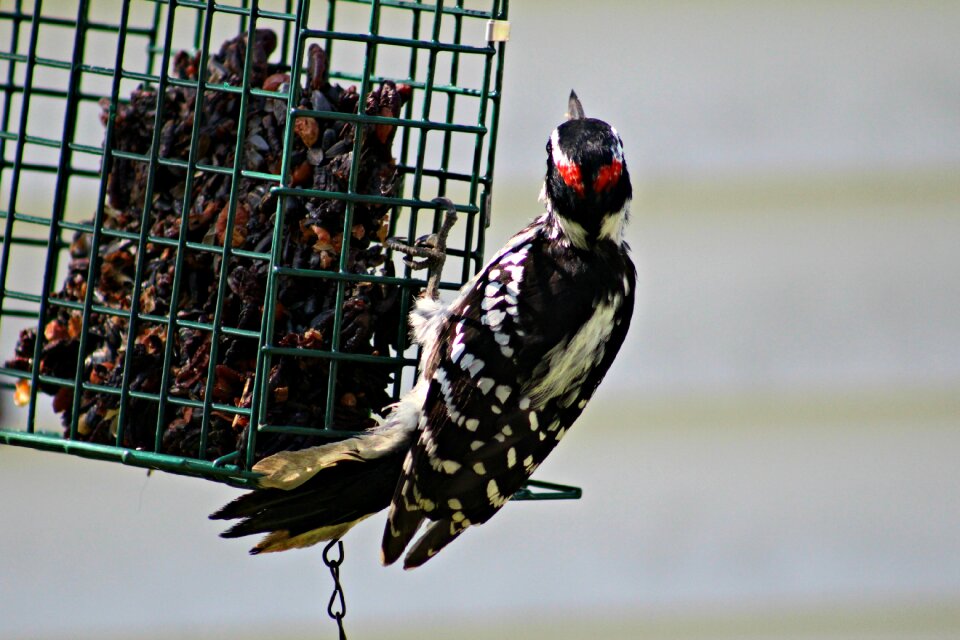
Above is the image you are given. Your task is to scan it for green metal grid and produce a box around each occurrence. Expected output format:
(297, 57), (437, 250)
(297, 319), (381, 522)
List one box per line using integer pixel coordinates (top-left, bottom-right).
(0, 0), (580, 502)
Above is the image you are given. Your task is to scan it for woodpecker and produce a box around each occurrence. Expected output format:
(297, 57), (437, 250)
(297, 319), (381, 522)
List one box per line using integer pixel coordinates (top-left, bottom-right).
(211, 91), (635, 569)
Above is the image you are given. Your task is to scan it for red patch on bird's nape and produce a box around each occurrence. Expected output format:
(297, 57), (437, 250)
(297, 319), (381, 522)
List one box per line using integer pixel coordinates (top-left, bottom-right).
(556, 161), (585, 198)
(593, 159), (622, 193)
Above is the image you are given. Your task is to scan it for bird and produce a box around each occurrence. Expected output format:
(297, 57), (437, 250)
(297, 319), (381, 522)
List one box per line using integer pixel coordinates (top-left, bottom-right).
(210, 91), (636, 569)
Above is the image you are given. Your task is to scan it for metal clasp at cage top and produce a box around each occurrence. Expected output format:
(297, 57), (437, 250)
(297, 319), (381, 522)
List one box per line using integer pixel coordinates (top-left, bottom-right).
(486, 20), (511, 43)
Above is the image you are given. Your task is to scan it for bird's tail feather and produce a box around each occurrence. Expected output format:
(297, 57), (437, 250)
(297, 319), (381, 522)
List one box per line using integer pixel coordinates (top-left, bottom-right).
(379, 490), (425, 566)
(402, 519), (464, 569)
(211, 424), (414, 554)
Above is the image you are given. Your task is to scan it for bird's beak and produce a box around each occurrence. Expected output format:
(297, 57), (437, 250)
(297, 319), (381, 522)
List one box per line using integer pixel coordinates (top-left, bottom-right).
(567, 90), (586, 120)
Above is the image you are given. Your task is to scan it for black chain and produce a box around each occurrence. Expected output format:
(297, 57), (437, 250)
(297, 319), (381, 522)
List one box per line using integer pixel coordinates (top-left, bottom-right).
(323, 539), (347, 640)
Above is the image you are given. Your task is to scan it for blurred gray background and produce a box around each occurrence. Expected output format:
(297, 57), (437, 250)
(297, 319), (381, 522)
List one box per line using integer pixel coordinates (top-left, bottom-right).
(2, 1), (959, 638)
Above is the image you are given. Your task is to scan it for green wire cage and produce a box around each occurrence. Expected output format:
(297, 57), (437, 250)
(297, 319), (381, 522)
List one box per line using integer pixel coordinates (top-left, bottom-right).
(0, 0), (579, 501)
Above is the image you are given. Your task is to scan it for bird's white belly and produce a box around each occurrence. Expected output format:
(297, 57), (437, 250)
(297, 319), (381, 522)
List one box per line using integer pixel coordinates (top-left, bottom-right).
(528, 295), (621, 403)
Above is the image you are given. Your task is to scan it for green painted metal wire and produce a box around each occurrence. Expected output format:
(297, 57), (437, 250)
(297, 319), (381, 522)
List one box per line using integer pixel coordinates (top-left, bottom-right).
(0, 0), (579, 501)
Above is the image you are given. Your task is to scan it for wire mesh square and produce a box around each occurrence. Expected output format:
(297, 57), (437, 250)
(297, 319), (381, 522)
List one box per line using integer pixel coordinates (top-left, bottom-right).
(0, 0), (509, 487)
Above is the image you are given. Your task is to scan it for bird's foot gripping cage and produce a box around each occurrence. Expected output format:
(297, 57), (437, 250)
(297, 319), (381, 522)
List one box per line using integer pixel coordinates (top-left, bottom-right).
(0, 0), (579, 501)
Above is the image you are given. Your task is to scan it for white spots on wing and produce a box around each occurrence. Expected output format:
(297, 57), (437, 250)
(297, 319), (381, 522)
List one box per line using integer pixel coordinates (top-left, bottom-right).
(448, 498), (463, 510)
(485, 226), (539, 269)
(578, 399), (587, 409)
(450, 341), (465, 364)
(523, 455), (536, 473)
(388, 520), (402, 539)
(547, 419), (561, 432)
(412, 481), (430, 512)
(504, 264), (524, 283)
(473, 461), (487, 475)
(459, 352), (475, 372)
(477, 377), (495, 395)
(507, 447), (517, 468)
(528, 411), (539, 431)
(420, 497), (436, 512)
(402, 452), (413, 473)
(623, 273), (632, 297)
(464, 418), (480, 431)
(441, 460), (461, 474)
(470, 440), (484, 451)
(451, 511), (465, 523)
(501, 246), (528, 266)
(488, 268), (501, 280)
(434, 367), (449, 395)
(502, 425), (513, 437)
(518, 396), (530, 410)
(555, 427), (567, 441)
(435, 366), (464, 426)
(491, 405), (502, 414)
(426, 451), (444, 475)
(493, 330), (515, 358)
(495, 385), (511, 404)
(450, 320), (467, 364)
(421, 425), (438, 454)
(483, 308), (506, 327)
(466, 357), (485, 378)
(538, 431), (546, 441)
(487, 479), (507, 507)
(482, 257), (526, 333)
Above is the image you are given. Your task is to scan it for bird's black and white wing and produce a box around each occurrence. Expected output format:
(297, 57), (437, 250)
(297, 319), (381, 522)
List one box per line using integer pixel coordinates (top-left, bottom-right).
(382, 218), (635, 568)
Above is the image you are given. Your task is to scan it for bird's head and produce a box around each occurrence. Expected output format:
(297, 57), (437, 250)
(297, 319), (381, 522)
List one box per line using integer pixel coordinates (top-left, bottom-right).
(541, 91), (632, 249)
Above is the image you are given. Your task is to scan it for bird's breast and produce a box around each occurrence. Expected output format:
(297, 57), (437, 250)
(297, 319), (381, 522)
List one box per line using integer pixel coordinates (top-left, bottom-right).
(526, 291), (624, 405)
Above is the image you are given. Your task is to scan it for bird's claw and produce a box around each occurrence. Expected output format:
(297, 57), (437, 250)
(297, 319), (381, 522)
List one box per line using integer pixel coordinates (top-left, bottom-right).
(385, 235), (445, 269)
(388, 198), (458, 300)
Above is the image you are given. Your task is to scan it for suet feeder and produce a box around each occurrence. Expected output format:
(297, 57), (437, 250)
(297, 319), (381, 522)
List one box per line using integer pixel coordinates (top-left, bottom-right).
(0, 0), (579, 501)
